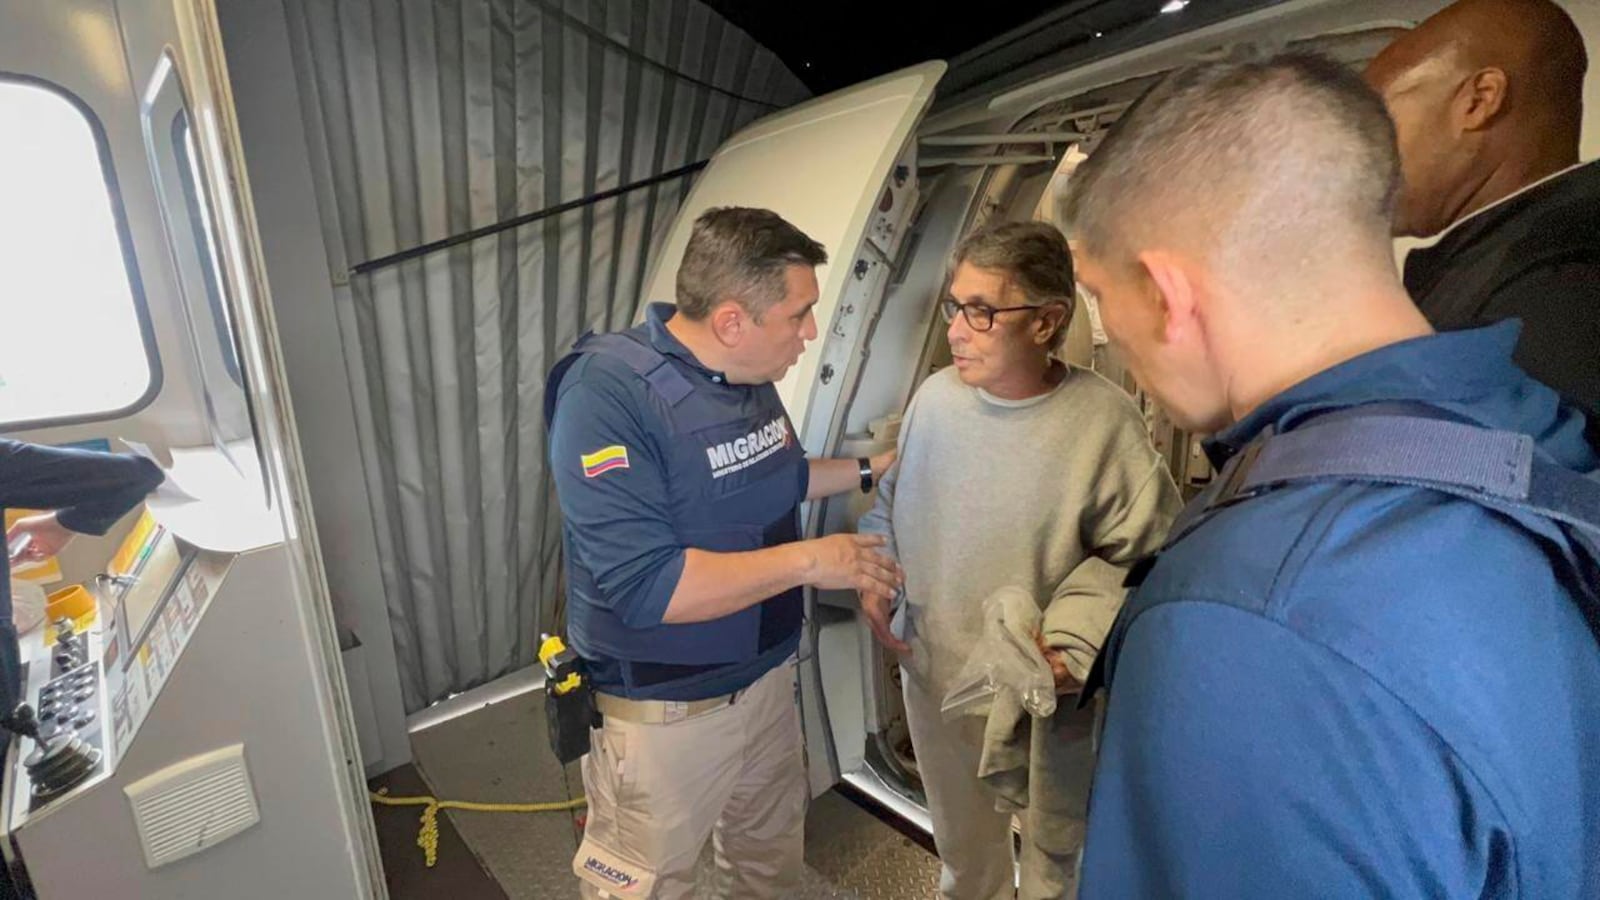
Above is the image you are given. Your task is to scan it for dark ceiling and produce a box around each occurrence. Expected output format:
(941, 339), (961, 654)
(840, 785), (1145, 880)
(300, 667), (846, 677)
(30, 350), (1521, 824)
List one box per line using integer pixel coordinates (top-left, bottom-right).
(701, 0), (1078, 94)
(703, 1), (1315, 113)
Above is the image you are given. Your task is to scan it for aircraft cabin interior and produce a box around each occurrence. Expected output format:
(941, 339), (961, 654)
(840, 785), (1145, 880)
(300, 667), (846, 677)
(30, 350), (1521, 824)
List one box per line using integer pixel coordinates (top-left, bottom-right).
(0, 0), (1596, 897)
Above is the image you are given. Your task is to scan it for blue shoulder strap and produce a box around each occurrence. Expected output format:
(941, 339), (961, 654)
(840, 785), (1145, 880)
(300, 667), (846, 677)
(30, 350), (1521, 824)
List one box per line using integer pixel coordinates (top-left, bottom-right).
(1175, 402), (1600, 636)
(1081, 403), (1600, 706)
(1195, 408), (1596, 538)
(543, 330), (696, 429)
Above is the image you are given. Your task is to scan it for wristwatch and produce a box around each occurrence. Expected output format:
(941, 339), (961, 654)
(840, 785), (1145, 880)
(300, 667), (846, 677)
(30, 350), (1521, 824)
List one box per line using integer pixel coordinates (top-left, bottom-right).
(857, 458), (874, 494)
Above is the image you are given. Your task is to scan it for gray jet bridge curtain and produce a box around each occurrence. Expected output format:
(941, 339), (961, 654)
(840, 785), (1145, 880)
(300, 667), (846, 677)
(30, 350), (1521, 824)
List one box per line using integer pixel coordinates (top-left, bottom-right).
(283, 0), (809, 712)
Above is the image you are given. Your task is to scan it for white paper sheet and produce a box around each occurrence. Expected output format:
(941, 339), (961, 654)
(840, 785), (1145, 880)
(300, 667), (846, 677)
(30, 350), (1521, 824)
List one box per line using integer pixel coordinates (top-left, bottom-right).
(137, 443), (282, 553)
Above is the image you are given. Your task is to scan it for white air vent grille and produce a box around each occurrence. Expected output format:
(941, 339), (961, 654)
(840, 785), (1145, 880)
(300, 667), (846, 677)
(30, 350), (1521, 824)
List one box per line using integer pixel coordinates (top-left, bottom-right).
(124, 744), (260, 869)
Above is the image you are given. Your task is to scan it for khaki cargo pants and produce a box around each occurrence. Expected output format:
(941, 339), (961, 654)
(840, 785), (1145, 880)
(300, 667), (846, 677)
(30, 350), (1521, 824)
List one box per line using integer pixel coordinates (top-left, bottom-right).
(573, 657), (807, 899)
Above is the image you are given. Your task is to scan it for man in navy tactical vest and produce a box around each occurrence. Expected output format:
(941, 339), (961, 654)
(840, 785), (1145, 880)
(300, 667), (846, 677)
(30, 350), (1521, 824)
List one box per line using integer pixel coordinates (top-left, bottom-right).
(547, 207), (902, 899)
(1062, 54), (1600, 896)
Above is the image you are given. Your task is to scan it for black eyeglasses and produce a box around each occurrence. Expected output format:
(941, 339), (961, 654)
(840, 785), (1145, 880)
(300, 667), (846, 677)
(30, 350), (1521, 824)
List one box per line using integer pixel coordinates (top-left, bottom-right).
(939, 297), (1046, 332)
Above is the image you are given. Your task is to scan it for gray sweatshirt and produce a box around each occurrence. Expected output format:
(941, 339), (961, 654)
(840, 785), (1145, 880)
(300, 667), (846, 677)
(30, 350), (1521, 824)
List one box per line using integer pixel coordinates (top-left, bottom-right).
(858, 364), (1182, 698)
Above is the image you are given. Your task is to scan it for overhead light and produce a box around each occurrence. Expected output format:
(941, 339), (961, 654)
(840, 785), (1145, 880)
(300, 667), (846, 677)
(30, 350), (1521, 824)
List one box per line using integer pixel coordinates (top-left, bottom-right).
(1160, 0), (1188, 12)
(1093, 30), (1104, 38)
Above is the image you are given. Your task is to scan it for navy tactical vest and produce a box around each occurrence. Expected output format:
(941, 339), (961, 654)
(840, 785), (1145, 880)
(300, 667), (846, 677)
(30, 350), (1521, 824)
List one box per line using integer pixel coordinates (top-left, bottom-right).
(544, 324), (806, 691)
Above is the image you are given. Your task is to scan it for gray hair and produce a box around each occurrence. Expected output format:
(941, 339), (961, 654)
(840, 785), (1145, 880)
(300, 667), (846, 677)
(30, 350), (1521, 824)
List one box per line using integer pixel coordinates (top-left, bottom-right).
(675, 207), (828, 320)
(953, 220), (1076, 349)
(1062, 52), (1400, 288)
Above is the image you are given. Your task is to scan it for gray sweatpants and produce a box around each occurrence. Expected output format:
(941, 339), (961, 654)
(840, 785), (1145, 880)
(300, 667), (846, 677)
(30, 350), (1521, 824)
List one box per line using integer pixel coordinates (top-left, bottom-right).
(903, 674), (1084, 900)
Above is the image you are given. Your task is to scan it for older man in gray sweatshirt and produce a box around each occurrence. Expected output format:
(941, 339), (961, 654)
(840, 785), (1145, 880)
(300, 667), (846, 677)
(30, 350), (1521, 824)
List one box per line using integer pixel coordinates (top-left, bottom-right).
(858, 221), (1180, 900)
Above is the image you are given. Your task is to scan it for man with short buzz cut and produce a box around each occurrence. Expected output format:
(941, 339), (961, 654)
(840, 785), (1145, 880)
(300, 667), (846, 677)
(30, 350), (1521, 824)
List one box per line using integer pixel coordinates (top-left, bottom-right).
(1365, 0), (1599, 446)
(1063, 53), (1600, 897)
(546, 206), (901, 898)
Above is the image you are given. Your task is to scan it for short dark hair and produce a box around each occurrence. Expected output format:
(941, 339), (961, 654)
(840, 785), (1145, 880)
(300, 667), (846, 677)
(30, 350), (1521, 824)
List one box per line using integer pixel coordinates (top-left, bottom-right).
(953, 221), (1076, 348)
(1063, 52), (1399, 277)
(675, 207), (828, 320)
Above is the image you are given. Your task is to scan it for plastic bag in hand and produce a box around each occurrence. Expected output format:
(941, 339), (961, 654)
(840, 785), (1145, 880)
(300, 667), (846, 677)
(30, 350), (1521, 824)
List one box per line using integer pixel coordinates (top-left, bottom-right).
(939, 586), (1057, 721)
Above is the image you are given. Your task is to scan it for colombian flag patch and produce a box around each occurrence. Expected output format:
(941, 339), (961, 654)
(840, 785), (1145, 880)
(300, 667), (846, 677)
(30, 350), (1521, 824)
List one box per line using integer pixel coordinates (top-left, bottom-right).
(581, 445), (630, 478)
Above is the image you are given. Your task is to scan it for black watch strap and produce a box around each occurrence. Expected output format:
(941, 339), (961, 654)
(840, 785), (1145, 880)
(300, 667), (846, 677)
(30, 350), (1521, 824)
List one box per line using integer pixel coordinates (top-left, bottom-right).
(858, 457), (874, 493)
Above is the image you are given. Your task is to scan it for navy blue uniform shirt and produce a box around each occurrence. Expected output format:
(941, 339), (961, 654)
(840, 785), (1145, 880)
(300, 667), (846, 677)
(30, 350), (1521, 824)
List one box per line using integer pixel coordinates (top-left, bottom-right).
(548, 304), (809, 700)
(1080, 322), (1600, 899)
(0, 440), (163, 713)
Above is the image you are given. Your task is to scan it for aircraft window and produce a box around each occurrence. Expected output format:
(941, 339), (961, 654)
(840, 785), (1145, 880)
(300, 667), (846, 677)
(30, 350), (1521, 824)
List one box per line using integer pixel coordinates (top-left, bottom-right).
(0, 78), (158, 428)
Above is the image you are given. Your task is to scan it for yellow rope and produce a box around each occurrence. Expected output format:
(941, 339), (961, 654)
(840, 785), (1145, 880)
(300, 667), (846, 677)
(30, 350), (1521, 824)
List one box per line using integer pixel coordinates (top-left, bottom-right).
(371, 788), (588, 867)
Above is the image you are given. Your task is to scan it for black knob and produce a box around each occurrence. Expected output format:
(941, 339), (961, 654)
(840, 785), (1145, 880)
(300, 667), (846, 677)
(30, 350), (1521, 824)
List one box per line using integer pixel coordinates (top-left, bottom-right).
(4, 704), (40, 740)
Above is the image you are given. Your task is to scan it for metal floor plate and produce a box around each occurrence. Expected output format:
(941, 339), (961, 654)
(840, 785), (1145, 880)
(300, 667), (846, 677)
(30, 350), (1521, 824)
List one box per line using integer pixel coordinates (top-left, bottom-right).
(405, 687), (943, 899)
(692, 789), (942, 899)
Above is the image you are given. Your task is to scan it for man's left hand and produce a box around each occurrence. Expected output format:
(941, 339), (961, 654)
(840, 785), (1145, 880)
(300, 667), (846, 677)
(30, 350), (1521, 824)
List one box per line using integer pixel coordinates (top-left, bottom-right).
(7, 513), (75, 563)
